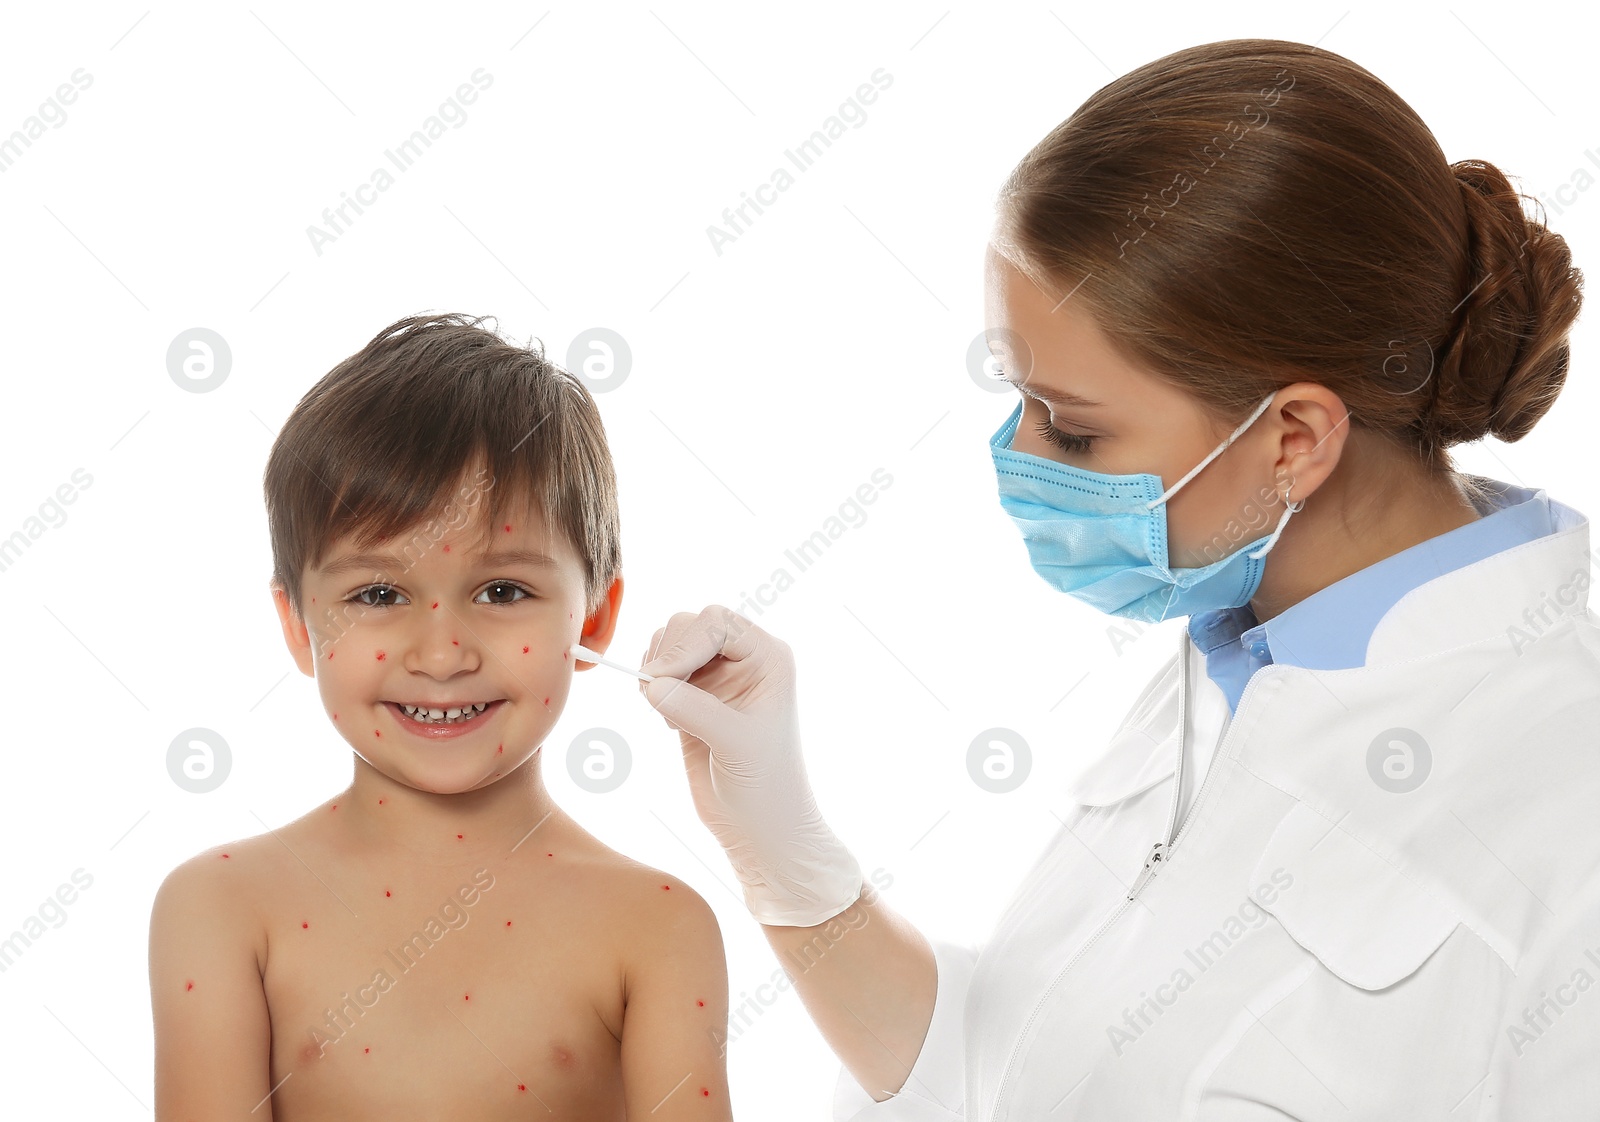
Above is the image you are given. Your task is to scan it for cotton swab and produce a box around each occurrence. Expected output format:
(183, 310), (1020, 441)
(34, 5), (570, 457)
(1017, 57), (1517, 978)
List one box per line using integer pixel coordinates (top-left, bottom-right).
(571, 643), (655, 682)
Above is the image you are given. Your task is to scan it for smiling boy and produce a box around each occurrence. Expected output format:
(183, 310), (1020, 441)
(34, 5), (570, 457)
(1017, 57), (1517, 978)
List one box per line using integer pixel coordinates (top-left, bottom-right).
(147, 314), (732, 1121)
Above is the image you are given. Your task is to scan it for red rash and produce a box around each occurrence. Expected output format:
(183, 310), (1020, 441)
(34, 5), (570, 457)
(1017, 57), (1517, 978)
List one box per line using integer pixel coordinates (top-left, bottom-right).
(432, 601), (439, 610)
(302, 922), (309, 929)
(385, 890), (391, 897)
(505, 525), (512, 532)
(523, 646), (530, 654)
(186, 981), (194, 991)
(697, 1000), (705, 1007)
(375, 651), (386, 661)
(452, 640), (459, 646)
(661, 885), (671, 891)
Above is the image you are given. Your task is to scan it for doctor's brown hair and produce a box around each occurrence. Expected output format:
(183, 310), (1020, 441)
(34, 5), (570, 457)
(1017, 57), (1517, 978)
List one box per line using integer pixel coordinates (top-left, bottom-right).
(262, 313), (621, 624)
(994, 37), (1582, 474)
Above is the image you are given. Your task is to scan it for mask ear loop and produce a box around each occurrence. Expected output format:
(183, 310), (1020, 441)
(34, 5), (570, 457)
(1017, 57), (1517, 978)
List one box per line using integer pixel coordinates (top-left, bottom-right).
(1246, 480), (1304, 559)
(1144, 392), (1279, 511)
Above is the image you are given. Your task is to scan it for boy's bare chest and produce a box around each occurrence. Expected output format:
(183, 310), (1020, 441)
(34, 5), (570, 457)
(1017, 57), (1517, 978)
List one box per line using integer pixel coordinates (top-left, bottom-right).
(258, 852), (627, 1121)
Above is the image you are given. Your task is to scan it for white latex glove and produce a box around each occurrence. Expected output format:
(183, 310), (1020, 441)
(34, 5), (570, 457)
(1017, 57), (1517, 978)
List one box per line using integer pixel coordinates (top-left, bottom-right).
(637, 605), (864, 927)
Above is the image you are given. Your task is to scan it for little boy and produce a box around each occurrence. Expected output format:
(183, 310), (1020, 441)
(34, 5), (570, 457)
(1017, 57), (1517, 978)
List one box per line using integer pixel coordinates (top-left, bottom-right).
(148, 314), (732, 1120)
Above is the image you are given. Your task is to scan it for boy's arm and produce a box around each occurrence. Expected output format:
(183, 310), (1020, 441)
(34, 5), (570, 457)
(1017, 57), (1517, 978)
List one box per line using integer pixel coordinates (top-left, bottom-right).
(149, 849), (275, 1121)
(619, 873), (734, 1122)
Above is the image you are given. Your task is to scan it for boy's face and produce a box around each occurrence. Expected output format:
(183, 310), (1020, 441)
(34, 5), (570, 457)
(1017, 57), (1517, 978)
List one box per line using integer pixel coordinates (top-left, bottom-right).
(271, 496), (622, 794)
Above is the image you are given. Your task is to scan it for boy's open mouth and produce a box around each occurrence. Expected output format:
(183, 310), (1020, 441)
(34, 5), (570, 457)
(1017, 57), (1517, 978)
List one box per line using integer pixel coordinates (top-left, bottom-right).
(385, 699), (505, 729)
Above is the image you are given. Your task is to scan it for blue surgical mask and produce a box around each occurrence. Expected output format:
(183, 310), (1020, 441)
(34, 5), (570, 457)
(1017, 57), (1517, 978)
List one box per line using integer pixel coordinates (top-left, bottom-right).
(989, 392), (1301, 623)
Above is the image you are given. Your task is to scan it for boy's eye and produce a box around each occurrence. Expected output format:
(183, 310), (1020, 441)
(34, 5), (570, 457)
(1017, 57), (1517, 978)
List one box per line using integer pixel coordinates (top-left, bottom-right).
(351, 584), (405, 608)
(476, 581), (532, 606)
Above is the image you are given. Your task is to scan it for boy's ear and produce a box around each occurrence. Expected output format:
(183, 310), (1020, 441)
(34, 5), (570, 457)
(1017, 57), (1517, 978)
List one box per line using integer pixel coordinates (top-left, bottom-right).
(575, 575), (624, 667)
(272, 585), (316, 678)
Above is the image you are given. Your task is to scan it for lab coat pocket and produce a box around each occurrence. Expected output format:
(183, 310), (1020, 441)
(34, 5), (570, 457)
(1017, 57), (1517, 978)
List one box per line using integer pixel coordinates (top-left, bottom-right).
(1249, 801), (1460, 990)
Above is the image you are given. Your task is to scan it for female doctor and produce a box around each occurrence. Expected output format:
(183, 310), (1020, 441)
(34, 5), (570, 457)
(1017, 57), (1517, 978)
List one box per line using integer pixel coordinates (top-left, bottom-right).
(637, 38), (1599, 1120)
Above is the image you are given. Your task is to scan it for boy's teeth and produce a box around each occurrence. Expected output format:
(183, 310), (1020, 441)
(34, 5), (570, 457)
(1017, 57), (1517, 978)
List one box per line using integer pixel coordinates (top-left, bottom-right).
(401, 702), (490, 724)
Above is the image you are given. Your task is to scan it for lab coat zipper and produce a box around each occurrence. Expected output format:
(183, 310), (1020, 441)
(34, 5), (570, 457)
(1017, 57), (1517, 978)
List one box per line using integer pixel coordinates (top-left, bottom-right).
(986, 632), (1277, 1121)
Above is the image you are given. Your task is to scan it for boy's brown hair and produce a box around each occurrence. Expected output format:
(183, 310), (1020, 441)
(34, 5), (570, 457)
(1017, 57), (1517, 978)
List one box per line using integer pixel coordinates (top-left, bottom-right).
(263, 312), (621, 623)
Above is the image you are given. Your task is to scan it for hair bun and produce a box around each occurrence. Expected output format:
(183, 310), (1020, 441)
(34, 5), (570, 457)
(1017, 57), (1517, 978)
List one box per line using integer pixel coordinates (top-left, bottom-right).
(1425, 159), (1583, 445)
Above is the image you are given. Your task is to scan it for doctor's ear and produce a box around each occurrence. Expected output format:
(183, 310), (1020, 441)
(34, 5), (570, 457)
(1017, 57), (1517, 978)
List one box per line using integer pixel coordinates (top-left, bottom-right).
(1264, 384), (1352, 500)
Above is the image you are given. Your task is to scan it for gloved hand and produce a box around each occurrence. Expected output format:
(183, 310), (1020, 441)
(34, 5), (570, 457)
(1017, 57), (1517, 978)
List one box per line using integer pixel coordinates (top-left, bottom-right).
(638, 605), (864, 927)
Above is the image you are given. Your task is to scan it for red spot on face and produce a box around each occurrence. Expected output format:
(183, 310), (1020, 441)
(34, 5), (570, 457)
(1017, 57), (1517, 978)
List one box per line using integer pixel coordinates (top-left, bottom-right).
(697, 999), (705, 1007)
(546, 852), (553, 857)
(364, 1047), (370, 1054)
(374, 730), (381, 738)
(522, 646), (530, 654)
(457, 833), (464, 840)
(505, 920), (512, 927)
(464, 993), (470, 1001)
(377, 798), (384, 805)
(327, 649), (334, 659)
(376, 651), (386, 661)
(185, 980), (194, 991)
(384, 890), (391, 897)
(496, 744), (503, 755)
(302, 921), (309, 929)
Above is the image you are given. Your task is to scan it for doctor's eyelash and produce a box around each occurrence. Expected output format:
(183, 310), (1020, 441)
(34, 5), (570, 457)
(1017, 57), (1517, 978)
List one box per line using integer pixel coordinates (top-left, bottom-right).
(1035, 415), (1096, 454)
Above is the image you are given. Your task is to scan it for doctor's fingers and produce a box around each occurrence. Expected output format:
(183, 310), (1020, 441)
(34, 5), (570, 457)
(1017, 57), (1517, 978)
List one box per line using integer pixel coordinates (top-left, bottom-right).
(639, 604), (785, 679)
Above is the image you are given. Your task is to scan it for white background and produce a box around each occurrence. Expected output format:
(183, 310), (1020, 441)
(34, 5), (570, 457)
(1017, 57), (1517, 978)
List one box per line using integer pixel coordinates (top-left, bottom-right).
(1, 2), (1596, 1117)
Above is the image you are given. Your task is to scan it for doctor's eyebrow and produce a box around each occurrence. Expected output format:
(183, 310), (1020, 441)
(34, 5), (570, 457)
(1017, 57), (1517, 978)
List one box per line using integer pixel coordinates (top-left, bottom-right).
(1008, 380), (1104, 409)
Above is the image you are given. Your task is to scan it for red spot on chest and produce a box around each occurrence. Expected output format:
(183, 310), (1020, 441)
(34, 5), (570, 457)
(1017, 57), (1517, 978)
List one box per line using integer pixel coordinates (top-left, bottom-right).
(432, 602), (439, 610)
(522, 646), (530, 654)
(443, 544), (451, 552)
(696, 999), (705, 1007)
(384, 890), (391, 897)
(185, 980), (194, 991)
(661, 884), (671, 891)
(452, 640), (459, 646)
(301, 921), (309, 929)
(505, 525), (513, 533)
(375, 651), (386, 661)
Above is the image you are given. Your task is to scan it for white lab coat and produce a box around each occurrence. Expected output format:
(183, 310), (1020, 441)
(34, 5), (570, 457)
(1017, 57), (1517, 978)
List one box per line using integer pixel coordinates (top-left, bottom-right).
(834, 483), (1600, 1120)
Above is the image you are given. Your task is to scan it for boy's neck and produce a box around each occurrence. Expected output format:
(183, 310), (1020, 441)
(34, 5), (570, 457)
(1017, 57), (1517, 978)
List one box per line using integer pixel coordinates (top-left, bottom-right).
(333, 751), (565, 867)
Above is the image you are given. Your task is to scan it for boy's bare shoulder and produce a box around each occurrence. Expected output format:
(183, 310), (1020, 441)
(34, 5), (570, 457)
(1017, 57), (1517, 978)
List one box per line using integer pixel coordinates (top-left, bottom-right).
(570, 845), (726, 963)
